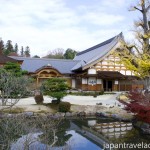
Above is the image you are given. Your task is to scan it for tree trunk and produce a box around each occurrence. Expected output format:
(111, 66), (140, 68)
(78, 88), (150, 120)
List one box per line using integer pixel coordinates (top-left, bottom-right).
(143, 77), (150, 89)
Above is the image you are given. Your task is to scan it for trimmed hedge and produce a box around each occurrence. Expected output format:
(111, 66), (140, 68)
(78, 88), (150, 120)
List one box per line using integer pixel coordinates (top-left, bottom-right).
(69, 91), (104, 96)
(58, 102), (71, 112)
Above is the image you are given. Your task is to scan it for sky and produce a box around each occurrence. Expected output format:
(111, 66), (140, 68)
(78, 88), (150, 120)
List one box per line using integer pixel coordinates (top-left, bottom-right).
(0, 0), (141, 57)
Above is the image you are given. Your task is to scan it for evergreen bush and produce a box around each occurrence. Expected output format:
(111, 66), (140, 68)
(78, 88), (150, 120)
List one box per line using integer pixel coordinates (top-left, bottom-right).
(58, 102), (71, 112)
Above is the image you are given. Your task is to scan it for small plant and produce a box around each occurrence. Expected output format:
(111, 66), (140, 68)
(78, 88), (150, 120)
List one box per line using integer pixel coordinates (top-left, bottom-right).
(99, 90), (104, 95)
(58, 102), (71, 112)
(93, 92), (97, 98)
(34, 90), (44, 104)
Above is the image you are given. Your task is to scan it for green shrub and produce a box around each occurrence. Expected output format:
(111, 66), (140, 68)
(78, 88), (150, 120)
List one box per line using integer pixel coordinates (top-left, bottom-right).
(99, 90), (104, 95)
(69, 91), (104, 96)
(34, 91), (44, 104)
(58, 102), (71, 112)
(41, 78), (68, 103)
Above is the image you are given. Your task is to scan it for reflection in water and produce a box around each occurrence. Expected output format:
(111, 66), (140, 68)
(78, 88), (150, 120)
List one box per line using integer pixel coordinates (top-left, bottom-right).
(11, 132), (51, 150)
(66, 130), (101, 150)
(88, 120), (97, 127)
(93, 121), (133, 139)
(3, 117), (150, 150)
(11, 130), (101, 150)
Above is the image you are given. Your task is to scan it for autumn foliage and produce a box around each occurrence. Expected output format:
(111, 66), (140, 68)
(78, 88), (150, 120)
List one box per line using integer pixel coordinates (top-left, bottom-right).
(119, 90), (150, 124)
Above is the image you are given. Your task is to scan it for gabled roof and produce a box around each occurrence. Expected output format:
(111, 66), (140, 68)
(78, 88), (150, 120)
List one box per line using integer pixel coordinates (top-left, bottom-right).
(9, 56), (80, 74)
(73, 33), (123, 71)
(0, 55), (21, 64)
(35, 65), (62, 75)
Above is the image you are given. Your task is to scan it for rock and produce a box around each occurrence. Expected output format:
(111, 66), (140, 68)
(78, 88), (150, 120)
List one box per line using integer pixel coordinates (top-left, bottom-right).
(96, 112), (102, 116)
(100, 112), (107, 117)
(77, 111), (86, 117)
(52, 100), (59, 104)
(96, 103), (102, 105)
(7, 114), (14, 118)
(23, 112), (34, 117)
(141, 128), (150, 134)
(72, 112), (78, 117)
(60, 113), (65, 117)
(86, 112), (95, 116)
(65, 112), (72, 117)
(112, 114), (122, 120)
(141, 123), (150, 129)
(0, 113), (5, 118)
(53, 112), (65, 118)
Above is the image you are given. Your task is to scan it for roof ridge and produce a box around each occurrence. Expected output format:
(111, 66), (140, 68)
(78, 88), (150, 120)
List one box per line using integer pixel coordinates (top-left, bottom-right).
(10, 56), (80, 62)
(76, 32), (122, 56)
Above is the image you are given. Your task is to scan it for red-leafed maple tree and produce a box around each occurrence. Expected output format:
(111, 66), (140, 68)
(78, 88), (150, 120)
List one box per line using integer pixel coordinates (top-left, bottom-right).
(119, 90), (150, 124)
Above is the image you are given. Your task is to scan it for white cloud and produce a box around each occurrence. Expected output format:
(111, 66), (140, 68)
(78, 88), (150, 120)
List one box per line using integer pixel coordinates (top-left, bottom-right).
(101, 0), (128, 8)
(0, 0), (135, 57)
(82, 12), (124, 26)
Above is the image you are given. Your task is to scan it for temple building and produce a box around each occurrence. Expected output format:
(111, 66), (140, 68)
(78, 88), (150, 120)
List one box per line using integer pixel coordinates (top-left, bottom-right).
(10, 33), (143, 91)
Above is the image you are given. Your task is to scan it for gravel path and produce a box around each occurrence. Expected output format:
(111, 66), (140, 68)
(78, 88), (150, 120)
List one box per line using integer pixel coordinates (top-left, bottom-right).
(63, 92), (122, 107)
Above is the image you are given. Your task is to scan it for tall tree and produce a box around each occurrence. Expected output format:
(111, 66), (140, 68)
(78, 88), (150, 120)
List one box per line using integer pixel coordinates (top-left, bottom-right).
(4, 40), (14, 55)
(0, 38), (4, 55)
(130, 0), (150, 54)
(24, 46), (30, 57)
(14, 43), (18, 54)
(45, 48), (64, 59)
(64, 48), (77, 59)
(116, 0), (150, 80)
(33, 55), (40, 58)
(20, 46), (24, 56)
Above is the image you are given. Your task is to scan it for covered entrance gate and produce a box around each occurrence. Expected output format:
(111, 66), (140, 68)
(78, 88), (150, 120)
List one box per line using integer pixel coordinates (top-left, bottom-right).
(103, 80), (113, 91)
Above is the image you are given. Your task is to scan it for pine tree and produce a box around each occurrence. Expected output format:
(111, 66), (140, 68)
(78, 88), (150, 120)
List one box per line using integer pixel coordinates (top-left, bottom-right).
(0, 38), (4, 55)
(14, 43), (18, 54)
(20, 46), (24, 57)
(4, 40), (13, 55)
(24, 46), (30, 57)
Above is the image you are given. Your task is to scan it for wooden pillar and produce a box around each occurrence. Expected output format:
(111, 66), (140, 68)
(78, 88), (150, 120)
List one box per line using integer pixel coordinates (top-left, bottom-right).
(36, 77), (39, 88)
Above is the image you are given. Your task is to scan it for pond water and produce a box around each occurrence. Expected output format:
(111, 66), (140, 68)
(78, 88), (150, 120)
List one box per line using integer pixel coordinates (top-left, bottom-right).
(11, 130), (101, 150)
(1, 116), (149, 150)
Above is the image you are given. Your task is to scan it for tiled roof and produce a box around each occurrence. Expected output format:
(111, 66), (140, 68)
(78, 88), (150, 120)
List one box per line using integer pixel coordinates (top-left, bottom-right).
(73, 33), (123, 70)
(10, 33), (123, 74)
(76, 36), (116, 56)
(0, 55), (20, 64)
(10, 57), (80, 74)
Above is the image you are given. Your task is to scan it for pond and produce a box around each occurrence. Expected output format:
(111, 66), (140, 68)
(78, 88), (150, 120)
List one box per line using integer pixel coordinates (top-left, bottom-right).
(11, 130), (101, 150)
(1, 116), (150, 150)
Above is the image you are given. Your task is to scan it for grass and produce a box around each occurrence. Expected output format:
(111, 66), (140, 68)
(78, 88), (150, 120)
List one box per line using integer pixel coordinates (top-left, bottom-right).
(43, 103), (59, 112)
(2, 107), (25, 114)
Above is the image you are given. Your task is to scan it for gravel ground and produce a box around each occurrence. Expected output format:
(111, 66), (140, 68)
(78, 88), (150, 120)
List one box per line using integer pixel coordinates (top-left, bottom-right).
(16, 92), (122, 107)
(0, 92), (126, 113)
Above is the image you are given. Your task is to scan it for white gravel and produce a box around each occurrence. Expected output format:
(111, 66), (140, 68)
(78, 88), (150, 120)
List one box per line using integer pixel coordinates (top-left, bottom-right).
(16, 92), (123, 107)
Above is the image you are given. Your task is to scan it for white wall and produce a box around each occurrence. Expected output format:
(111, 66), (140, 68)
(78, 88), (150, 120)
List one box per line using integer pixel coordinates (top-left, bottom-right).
(88, 77), (96, 85)
(72, 79), (76, 88)
(82, 78), (88, 84)
(88, 68), (96, 74)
